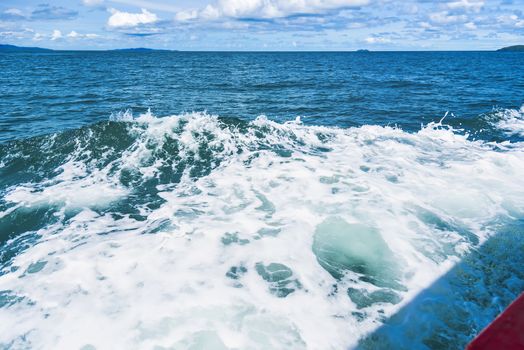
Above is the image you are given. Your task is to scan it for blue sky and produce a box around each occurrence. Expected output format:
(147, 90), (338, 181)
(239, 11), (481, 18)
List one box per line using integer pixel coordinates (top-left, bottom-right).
(0, 0), (523, 50)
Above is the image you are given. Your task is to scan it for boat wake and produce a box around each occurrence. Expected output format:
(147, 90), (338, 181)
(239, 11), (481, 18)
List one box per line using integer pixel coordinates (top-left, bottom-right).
(0, 110), (523, 349)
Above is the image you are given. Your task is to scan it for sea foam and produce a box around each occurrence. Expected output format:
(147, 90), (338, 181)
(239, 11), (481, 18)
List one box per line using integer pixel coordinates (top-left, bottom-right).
(490, 104), (524, 136)
(0, 111), (523, 349)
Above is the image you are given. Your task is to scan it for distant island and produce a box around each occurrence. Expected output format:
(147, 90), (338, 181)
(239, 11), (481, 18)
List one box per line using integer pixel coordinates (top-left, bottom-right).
(497, 45), (524, 52)
(0, 44), (53, 52)
(3, 43), (524, 53)
(0, 44), (175, 52)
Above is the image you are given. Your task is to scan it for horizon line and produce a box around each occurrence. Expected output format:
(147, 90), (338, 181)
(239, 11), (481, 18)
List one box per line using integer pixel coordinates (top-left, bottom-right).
(2, 43), (523, 53)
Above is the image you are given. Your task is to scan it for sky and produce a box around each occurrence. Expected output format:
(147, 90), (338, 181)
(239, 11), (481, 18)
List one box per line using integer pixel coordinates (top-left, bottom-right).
(0, 0), (523, 50)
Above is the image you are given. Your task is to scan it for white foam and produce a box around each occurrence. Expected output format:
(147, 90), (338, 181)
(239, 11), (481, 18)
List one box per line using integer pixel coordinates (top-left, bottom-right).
(1, 112), (524, 349)
(4, 160), (127, 210)
(492, 105), (524, 136)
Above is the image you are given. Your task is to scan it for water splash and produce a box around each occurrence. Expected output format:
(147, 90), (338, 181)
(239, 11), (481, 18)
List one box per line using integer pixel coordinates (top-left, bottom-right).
(0, 111), (523, 349)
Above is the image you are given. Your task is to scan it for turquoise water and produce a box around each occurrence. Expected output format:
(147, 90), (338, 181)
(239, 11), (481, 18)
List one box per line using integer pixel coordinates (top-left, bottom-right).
(0, 51), (523, 349)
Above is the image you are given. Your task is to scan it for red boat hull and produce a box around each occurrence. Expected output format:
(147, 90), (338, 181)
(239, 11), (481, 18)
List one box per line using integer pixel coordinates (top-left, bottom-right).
(467, 293), (524, 350)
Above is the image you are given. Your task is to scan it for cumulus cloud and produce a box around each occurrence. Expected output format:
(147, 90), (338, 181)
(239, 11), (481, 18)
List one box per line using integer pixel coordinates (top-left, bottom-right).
(51, 29), (62, 40)
(107, 8), (158, 28)
(497, 14), (524, 28)
(174, 0), (369, 21)
(2, 0), (523, 49)
(174, 10), (199, 21)
(33, 32), (44, 41)
(67, 30), (99, 39)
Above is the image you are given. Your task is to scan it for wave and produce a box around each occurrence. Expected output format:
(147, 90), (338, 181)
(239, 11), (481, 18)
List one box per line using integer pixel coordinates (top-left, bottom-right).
(0, 111), (524, 349)
(487, 105), (524, 136)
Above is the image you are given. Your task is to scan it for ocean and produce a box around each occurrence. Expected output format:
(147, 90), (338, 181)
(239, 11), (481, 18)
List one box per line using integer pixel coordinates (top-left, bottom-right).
(0, 51), (523, 349)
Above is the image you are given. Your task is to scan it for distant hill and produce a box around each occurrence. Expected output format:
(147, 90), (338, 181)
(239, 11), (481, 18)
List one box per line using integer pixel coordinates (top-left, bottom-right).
(0, 44), (175, 53)
(0, 44), (54, 52)
(497, 45), (524, 52)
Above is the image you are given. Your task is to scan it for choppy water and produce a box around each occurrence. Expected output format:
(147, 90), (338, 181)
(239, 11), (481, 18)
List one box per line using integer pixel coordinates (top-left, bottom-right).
(0, 51), (524, 350)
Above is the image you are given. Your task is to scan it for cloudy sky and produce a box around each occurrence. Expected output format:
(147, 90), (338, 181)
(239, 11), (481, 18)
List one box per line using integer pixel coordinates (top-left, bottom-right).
(0, 0), (523, 50)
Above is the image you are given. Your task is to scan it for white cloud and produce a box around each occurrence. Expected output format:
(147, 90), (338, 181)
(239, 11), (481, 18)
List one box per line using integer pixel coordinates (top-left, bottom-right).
(67, 30), (100, 39)
(107, 8), (158, 28)
(464, 21), (477, 30)
(365, 36), (392, 44)
(175, 10), (198, 21)
(33, 32), (44, 41)
(0, 28), (34, 40)
(51, 29), (62, 40)
(0, 8), (26, 20)
(419, 21), (434, 29)
(174, 0), (369, 21)
(447, 0), (484, 13)
(429, 11), (467, 24)
(82, 0), (104, 6)
(4, 8), (24, 16)
(497, 14), (524, 28)
(109, 0), (180, 13)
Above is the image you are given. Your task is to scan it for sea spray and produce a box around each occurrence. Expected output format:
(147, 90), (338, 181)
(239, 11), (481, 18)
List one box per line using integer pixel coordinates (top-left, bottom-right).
(0, 111), (523, 349)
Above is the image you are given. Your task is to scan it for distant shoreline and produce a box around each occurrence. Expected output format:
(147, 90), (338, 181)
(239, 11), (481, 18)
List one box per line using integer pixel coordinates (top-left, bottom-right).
(497, 45), (524, 52)
(0, 44), (177, 53)
(1, 44), (523, 53)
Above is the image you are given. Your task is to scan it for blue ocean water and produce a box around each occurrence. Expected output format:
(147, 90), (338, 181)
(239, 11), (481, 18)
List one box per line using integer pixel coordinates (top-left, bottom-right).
(0, 51), (523, 349)
(1, 51), (523, 142)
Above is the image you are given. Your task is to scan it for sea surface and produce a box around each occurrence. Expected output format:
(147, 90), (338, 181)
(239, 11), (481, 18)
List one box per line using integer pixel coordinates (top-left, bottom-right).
(0, 51), (523, 349)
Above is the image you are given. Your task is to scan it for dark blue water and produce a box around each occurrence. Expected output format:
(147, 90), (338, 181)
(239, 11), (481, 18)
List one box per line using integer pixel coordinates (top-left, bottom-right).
(0, 51), (523, 350)
(1, 51), (523, 142)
